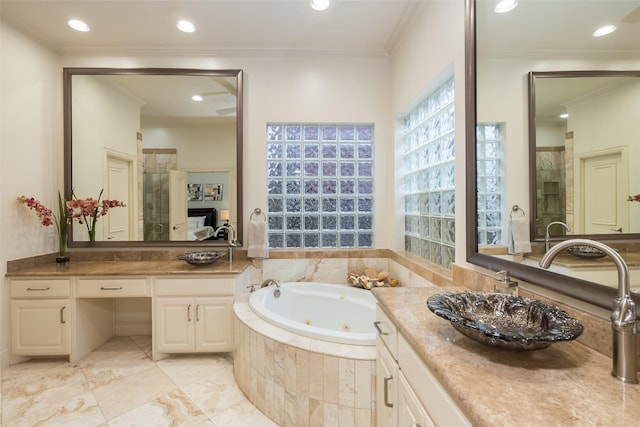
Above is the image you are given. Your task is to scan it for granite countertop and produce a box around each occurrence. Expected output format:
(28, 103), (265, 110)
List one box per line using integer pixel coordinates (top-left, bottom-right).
(5, 259), (250, 277)
(372, 286), (640, 427)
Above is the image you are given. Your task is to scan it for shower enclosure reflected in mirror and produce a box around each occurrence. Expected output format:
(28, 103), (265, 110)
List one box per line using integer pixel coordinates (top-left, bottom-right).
(64, 68), (243, 247)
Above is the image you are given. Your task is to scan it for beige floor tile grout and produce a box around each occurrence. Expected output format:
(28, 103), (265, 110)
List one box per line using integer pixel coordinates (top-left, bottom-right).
(2, 336), (275, 427)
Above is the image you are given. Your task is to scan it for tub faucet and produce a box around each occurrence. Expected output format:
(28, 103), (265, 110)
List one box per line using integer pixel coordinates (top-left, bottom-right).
(545, 221), (570, 252)
(539, 239), (638, 384)
(214, 224), (237, 262)
(261, 279), (280, 288)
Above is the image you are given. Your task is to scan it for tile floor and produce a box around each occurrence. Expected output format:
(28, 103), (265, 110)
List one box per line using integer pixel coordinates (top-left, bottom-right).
(1, 336), (278, 426)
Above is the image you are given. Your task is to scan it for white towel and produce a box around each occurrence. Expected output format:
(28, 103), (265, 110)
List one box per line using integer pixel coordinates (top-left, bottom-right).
(508, 217), (532, 254)
(247, 217), (268, 259)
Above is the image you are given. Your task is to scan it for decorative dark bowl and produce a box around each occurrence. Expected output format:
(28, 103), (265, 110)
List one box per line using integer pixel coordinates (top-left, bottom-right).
(427, 291), (583, 351)
(566, 245), (607, 259)
(177, 250), (226, 266)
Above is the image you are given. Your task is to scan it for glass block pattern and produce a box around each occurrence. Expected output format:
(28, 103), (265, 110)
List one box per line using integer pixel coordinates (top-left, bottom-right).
(476, 123), (504, 246)
(267, 124), (374, 249)
(402, 77), (455, 268)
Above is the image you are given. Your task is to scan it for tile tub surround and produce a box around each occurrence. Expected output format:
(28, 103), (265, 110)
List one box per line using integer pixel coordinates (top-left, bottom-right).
(372, 286), (640, 426)
(233, 301), (376, 427)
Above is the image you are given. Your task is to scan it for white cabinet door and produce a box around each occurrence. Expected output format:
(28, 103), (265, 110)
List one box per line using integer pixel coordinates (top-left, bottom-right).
(399, 372), (435, 427)
(376, 337), (398, 427)
(11, 299), (70, 356)
(155, 297), (195, 353)
(195, 297), (234, 352)
(156, 296), (234, 354)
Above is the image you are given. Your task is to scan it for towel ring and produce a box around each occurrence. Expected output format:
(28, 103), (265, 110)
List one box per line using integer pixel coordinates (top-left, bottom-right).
(250, 208), (267, 222)
(510, 205), (525, 218)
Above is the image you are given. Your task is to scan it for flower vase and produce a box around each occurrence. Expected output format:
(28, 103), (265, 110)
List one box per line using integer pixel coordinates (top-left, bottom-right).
(88, 228), (96, 244)
(56, 232), (69, 264)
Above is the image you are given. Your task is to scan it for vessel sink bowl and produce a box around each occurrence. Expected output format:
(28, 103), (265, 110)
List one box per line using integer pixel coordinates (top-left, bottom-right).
(566, 245), (607, 259)
(427, 291), (583, 351)
(177, 250), (226, 266)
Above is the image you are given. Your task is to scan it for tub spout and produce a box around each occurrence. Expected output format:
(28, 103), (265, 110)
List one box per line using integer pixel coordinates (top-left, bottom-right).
(261, 279), (280, 288)
(539, 239), (638, 383)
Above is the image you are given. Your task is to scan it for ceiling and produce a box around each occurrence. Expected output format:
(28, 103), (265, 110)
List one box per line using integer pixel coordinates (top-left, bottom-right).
(477, 0), (640, 54)
(0, 0), (420, 55)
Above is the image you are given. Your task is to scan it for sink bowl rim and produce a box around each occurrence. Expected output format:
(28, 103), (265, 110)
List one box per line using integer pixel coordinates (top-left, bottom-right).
(427, 291), (584, 351)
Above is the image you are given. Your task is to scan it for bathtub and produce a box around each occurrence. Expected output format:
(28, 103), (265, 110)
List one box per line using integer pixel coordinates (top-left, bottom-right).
(249, 281), (377, 345)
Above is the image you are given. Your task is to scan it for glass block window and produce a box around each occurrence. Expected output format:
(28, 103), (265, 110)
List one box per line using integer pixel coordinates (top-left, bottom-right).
(476, 123), (504, 246)
(266, 123), (374, 249)
(401, 77), (455, 268)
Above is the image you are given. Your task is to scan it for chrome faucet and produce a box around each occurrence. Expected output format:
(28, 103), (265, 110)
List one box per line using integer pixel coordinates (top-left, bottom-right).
(214, 224), (237, 262)
(261, 279), (280, 288)
(545, 221), (570, 252)
(539, 239), (638, 383)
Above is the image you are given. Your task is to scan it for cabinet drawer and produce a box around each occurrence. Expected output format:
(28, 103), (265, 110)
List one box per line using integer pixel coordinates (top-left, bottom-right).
(11, 279), (71, 298)
(375, 304), (398, 359)
(398, 335), (471, 427)
(154, 277), (235, 296)
(76, 278), (149, 297)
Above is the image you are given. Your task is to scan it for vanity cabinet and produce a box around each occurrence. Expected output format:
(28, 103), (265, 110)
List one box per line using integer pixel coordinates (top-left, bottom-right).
(10, 279), (71, 359)
(375, 304), (471, 427)
(153, 277), (235, 358)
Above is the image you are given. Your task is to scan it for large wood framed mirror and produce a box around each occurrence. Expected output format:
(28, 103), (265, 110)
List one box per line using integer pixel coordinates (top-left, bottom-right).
(466, 0), (640, 312)
(64, 68), (243, 247)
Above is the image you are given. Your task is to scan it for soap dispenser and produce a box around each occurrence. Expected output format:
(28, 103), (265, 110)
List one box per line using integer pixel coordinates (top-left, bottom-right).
(495, 270), (518, 296)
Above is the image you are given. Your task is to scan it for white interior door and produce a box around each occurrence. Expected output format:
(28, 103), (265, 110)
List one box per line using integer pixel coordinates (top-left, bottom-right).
(106, 155), (132, 241)
(581, 151), (626, 233)
(169, 170), (188, 241)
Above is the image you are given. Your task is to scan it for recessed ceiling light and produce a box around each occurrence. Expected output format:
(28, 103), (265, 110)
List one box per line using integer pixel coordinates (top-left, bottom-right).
(310, 0), (330, 11)
(191, 95), (204, 102)
(593, 25), (617, 37)
(560, 113), (569, 119)
(494, 0), (518, 14)
(68, 19), (90, 32)
(177, 20), (196, 33)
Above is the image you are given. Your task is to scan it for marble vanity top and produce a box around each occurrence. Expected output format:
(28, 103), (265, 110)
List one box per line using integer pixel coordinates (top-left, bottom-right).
(372, 286), (640, 427)
(5, 259), (250, 277)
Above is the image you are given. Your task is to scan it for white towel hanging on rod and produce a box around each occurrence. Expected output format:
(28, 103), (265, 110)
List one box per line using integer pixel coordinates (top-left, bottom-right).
(247, 208), (268, 259)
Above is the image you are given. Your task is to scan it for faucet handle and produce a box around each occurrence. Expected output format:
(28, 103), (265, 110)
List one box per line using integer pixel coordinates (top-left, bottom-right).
(496, 270), (510, 282)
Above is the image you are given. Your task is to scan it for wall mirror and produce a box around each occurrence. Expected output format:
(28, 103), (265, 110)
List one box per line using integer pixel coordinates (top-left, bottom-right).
(466, 0), (640, 311)
(64, 68), (243, 247)
(530, 70), (640, 238)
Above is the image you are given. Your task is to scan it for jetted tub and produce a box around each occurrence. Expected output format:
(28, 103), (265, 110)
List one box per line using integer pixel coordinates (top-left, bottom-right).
(248, 281), (377, 345)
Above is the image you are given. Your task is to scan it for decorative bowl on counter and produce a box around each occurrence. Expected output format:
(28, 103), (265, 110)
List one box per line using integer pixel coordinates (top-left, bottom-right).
(427, 291), (583, 351)
(566, 245), (607, 259)
(177, 250), (226, 266)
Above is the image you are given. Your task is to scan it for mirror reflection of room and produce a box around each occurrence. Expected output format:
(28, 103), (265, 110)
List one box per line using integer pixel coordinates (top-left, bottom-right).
(70, 72), (239, 244)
